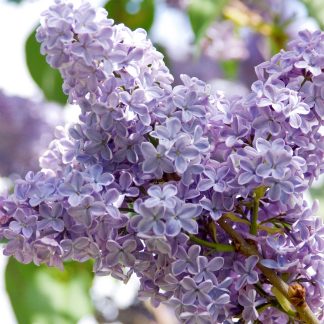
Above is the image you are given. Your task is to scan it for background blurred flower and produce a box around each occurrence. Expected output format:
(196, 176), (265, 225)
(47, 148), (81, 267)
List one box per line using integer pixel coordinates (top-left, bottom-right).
(0, 90), (61, 177)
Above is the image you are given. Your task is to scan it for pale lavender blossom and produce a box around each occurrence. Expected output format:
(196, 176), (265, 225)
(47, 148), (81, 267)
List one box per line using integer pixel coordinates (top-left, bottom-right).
(166, 135), (200, 174)
(283, 92), (310, 129)
(238, 288), (259, 323)
(164, 199), (201, 236)
(106, 239), (137, 266)
(257, 83), (290, 112)
(179, 306), (211, 324)
(194, 256), (224, 283)
(141, 143), (174, 178)
(238, 158), (263, 185)
(207, 293), (231, 322)
(173, 90), (206, 122)
(260, 255), (299, 271)
(136, 204), (166, 236)
(115, 172), (139, 198)
(144, 183), (177, 208)
(181, 276), (213, 306)
(9, 209), (37, 239)
(172, 245), (201, 275)
(198, 165), (229, 192)
(86, 164), (114, 191)
(233, 255), (259, 290)
(68, 196), (106, 227)
(200, 192), (226, 220)
(151, 117), (182, 144)
(58, 172), (93, 206)
(38, 203), (65, 232)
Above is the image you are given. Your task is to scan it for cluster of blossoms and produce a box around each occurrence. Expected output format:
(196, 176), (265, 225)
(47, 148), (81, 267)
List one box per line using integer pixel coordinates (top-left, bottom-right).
(1, 1), (324, 323)
(201, 20), (249, 61)
(0, 91), (60, 177)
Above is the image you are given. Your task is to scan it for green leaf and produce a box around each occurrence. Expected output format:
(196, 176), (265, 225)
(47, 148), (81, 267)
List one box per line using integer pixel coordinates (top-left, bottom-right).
(187, 0), (229, 45)
(220, 60), (238, 80)
(310, 184), (324, 218)
(25, 28), (67, 105)
(5, 258), (94, 324)
(301, 0), (324, 30)
(104, 0), (155, 32)
(7, 0), (24, 3)
(310, 185), (324, 199)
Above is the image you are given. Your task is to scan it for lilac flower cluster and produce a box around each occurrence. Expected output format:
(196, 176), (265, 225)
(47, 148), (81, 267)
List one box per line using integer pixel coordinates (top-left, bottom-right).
(0, 91), (60, 177)
(1, 1), (324, 322)
(201, 20), (249, 61)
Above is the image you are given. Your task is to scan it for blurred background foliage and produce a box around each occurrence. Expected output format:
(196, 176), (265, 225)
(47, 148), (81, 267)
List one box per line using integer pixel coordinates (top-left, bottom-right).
(104, 0), (155, 31)
(6, 259), (94, 324)
(1, 0), (324, 323)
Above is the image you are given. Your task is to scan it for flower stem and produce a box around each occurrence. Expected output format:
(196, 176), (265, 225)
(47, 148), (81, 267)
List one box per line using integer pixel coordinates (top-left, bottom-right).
(119, 207), (134, 213)
(188, 234), (235, 252)
(218, 216), (320, 324)
(250, 195), (260, 235)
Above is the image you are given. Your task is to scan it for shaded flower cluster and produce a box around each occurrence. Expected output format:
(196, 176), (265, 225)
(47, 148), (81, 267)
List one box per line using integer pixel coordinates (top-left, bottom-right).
(0, 91), (60, 177)
(1, 1), (324, 323)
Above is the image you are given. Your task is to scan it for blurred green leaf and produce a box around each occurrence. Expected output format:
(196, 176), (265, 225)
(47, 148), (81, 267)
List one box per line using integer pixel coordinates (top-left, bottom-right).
(220, 60), (238, 80)
(25, 28), (67, 105)
(188, 0), (229, 45)
(302, 0), (324, 29)
(7, 0), (24, 3)
(310, 185), (324, 199)
(104, 0), (155, 31)
(6, 258), (94, 324)
(310, 185), (324, 218)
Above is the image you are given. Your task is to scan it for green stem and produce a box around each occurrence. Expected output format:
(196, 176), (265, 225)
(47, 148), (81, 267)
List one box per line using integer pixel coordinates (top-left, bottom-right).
(188, 234), (235, 252)
(259, 213), (285, 224)
(250, 195), (260, 235)
(254, 285), (297, 319)
(300, 77), (307, 88)
(256, 302), (273, 314)
(119, 208), (134, 213)
(254, 283), (270, 299)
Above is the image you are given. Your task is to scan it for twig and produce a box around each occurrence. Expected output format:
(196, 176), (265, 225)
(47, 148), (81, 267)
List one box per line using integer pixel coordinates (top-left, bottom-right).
(217, 216), (320, 324)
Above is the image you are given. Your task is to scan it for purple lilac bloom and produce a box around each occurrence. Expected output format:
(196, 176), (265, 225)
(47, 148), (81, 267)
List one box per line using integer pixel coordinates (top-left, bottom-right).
(9, 209), (37, 239)
(164, 199), (201, 236)
(144, 183), (177, 208)
(233, 255), (259, 290)
(105, 239), (137, 267)
(172, 245), (201, 275)
(38, 203), (65, 232)
(238, 288), (259, 322)
(181, 276), (213, 306)
(136, 204), (166, 236)
(0, 2), (324, 323)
